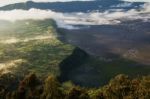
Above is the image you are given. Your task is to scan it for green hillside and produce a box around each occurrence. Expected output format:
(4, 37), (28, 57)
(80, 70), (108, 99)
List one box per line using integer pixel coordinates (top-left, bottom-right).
(0, 19), (149, 87)
(0, 19), (74, 77)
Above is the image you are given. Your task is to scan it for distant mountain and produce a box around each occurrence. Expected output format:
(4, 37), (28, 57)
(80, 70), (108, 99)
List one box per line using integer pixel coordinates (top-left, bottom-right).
(0, 0), (143, 12)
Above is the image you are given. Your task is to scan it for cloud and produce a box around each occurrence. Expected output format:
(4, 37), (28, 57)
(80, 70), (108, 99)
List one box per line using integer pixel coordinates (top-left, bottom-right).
(111, 2), (133, 7)
(0, 3), (149, 29)
(0, 0), (95, 7)
(0, 59), (26, 74)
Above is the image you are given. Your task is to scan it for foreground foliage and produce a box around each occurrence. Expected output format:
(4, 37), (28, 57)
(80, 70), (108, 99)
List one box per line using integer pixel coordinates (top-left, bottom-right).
(0, 73), (149, 99)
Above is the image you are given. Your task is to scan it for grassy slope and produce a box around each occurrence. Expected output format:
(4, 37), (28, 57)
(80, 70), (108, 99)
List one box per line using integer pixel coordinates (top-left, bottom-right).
(0, 19), (149, 87)
(0, 19), (74, 77)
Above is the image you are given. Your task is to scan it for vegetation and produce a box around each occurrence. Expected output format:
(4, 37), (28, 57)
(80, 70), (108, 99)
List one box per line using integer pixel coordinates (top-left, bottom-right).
(0, 19), (74, 77)
(0, 19), (149, 87)
(0, 73), (149, 99)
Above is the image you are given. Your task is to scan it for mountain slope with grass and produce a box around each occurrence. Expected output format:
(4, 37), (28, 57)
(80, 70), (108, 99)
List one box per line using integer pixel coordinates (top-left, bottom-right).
(0, 19), (149, 88)
(0, 19), (75, 77)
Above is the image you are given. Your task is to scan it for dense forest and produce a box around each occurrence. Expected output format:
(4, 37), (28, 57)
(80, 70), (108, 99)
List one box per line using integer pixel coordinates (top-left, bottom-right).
(0, 73), (149, 99)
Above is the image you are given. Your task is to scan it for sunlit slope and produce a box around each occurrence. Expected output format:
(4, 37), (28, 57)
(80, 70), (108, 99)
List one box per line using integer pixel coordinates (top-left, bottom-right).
(0, 19), (74, 76)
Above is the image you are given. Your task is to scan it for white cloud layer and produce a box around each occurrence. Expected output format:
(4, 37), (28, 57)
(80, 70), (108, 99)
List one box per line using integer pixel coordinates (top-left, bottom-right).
(0, 3), (149, 29)
(111, 2), (133, 7)
(0, 0), (95, 7)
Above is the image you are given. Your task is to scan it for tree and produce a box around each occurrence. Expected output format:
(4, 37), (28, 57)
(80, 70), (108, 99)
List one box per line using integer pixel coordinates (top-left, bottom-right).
(66, 87), (89, 99)
(41, 75), (64, 99)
